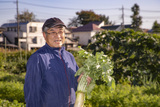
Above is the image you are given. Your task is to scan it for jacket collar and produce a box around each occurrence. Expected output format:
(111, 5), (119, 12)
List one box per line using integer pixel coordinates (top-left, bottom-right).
(45, 43), (65, 53)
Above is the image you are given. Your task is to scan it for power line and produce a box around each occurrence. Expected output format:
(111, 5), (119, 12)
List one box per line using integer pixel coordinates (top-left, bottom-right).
(124, 8), (160, 13)
(18, 1), (84, 10)
(18, 1), (119, 11)
(0, 0), (14, 3)
(0, 8), (15, 10)
(1, 1), (160, 12)
(124, 15), (160, 19)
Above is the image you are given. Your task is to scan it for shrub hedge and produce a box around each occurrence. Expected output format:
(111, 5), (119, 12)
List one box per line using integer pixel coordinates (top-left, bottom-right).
(88, 29), (160, 85)
(85, 84), (160, 107)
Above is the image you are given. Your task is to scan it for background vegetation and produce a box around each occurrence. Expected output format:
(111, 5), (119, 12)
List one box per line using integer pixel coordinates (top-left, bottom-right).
(0, 30), (160, 107)
(88, 29), (160, 85)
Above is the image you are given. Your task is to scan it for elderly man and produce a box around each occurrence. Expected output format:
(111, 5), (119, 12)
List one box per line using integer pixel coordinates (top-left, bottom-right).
(24, 17), (91, 107)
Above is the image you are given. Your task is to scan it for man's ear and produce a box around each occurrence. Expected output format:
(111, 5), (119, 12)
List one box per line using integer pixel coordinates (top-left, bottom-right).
(43, 32), (47, 40)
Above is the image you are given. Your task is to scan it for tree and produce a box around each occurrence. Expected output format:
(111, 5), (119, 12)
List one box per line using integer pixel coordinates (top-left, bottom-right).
(15, 9), (36, 22)
(99, 14), (112, 25)
(67, 10), (112, 27)
(68, 17), (82, 27)
(152, 20), (160, 33)
(130, 4), (142, 31)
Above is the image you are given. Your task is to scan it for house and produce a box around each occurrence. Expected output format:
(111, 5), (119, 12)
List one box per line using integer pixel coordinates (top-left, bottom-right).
(101, 24), (133, 31)
(0, 27), (18, 49)
(72, 22), (133, 46)
(1, 22), (78, 51)
(0, 27), (6, 43)
(1, 22), (45, 51)
(64, 28), (78, 50)
(72, 21), (104, 46)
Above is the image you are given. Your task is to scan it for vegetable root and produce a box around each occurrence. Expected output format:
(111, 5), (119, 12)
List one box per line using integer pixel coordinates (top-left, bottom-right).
(74, 92), (85, 107)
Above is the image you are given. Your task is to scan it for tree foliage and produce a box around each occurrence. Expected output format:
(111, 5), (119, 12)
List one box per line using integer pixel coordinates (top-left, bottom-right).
(67, 10), (112, 27)
(68, 17), (82, 27)
(130, 4), (142, 31)
(152, 20), (160, 33)
(76, 10), (100, 25)
(88, 29), (160, 85)
(15, 10), (36, 23)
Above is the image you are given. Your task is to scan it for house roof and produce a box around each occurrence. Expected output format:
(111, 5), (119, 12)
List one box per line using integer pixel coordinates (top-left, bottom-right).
(101, 24), (132, 30)
(101, 25), (119, 30)
(72, 22), (102, 32)
(1, 22), (29, 27)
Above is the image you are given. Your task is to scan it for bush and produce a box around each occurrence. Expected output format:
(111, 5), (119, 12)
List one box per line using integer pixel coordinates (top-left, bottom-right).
(0, 50), (35, 74)
(0, 70), (26, 106)
(85, 84), (160, 107)
(0, 71), (25, 83)
(0, 99), (25, 107)
(0, 81), (25, 103)
(88, 29), (160, 85)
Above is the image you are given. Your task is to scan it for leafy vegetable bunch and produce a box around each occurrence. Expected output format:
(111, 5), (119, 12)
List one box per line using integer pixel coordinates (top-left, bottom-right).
(74, 47), (115, 107)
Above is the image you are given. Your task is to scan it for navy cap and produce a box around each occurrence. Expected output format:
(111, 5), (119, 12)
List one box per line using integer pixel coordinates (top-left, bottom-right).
(42, 17), (66, 32)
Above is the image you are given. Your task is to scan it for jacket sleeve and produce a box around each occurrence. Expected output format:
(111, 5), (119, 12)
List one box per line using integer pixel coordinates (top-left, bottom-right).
(24, 55), (43, 107)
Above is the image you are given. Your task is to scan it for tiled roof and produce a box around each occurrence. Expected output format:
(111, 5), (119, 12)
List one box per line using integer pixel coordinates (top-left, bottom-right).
(101, 25), (119, 30)
(72, 22), (102, 32)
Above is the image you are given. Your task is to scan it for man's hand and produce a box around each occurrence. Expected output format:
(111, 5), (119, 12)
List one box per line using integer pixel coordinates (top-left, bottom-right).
(77, 73), (92, 86)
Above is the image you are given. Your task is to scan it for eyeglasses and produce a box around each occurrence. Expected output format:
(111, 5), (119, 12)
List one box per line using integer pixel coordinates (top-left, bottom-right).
(46, 31), (64, 36)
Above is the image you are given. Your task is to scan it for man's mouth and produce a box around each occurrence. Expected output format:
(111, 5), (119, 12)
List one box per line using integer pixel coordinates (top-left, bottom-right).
(54, 40), (62, 43)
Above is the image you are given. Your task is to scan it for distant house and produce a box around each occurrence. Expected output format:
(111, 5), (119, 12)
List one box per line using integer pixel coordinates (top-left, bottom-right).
(101, 24), (133, 31)
(72, 21), (104, 46)
(64, 28), (78, 49)
(0, 27), (6, 43)
(72, 21), (133, 46)
(1, 22), (45, 50)
(1, 22), (77, 50)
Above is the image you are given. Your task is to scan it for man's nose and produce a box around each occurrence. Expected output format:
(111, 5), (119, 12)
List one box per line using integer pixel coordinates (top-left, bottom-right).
(55, 33), (61, 38)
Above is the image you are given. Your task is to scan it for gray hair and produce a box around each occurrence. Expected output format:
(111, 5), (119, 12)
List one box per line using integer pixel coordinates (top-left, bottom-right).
(43, 26), (49, 33)
(43, 26), (49, 35)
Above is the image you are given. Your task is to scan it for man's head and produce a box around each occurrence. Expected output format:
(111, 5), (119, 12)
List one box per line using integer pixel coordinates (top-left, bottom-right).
(42, 17), (66, 48)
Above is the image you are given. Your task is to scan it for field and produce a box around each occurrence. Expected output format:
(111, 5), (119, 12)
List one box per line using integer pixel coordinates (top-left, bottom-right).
(0, 29), (160, 107)
(0, 49), (160, 107)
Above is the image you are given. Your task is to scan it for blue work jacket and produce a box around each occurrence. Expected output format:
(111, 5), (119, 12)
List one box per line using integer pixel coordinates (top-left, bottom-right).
(24, 43), (79, 107)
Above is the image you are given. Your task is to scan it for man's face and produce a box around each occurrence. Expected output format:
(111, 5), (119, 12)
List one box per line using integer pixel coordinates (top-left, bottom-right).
(43, 26), (65, 48)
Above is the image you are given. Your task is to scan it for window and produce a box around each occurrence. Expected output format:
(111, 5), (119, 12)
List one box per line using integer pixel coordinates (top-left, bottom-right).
(14, 27), (17, 32)
(88, 39), (91, 44)
(32, 37), (37, 43)
(7, 27), (17, 32)
(29, 26), (37, 32)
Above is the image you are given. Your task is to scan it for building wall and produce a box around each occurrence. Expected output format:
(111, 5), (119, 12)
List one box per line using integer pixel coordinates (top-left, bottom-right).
(3, 24), (27, 44)
(73, 31), (97, 46)
(0, 34), (3, 43)
(2, 22), (45, 50)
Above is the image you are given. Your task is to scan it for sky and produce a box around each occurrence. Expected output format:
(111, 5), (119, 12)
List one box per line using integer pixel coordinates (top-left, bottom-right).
(0, 0), (160, 29)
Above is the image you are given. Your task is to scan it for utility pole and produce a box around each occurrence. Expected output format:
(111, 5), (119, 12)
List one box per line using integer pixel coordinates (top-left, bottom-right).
(16, 0), (20, 50)
(121, 6), (125, 29)
(16, 0), (22, 59)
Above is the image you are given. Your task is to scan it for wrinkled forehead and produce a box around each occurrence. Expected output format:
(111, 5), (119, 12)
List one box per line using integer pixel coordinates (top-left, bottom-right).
(48, 25), (65, 32)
